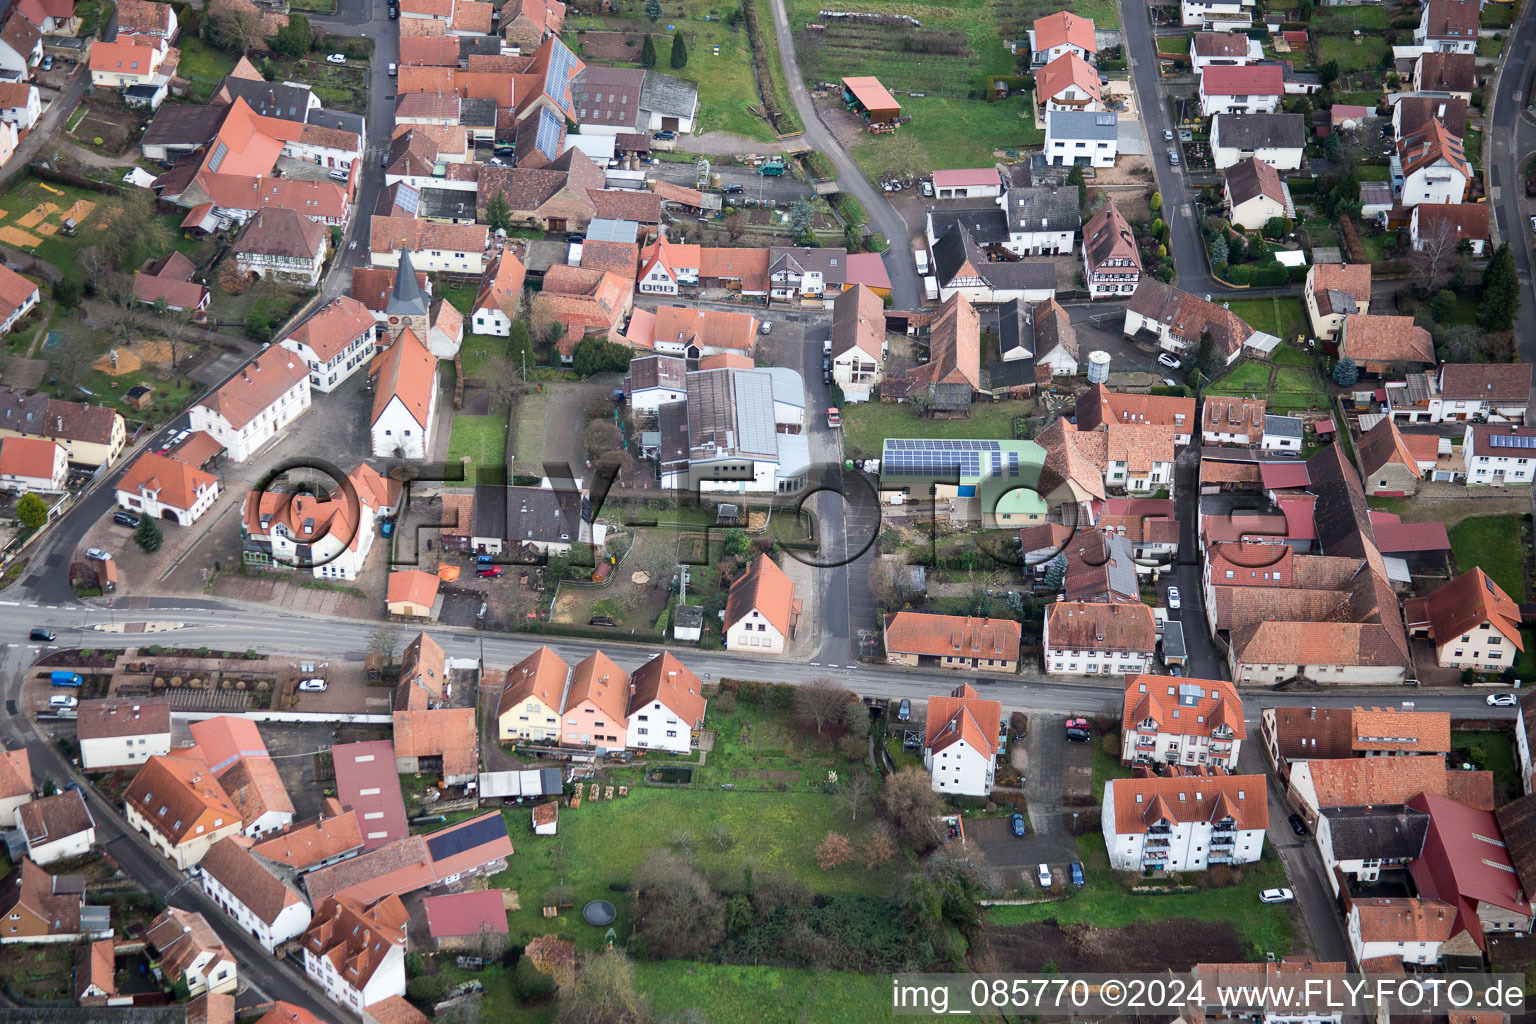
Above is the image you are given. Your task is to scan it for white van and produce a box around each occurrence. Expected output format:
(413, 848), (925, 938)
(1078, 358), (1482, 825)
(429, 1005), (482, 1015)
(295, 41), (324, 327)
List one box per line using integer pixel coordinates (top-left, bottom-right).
(914, 248), (929, 274)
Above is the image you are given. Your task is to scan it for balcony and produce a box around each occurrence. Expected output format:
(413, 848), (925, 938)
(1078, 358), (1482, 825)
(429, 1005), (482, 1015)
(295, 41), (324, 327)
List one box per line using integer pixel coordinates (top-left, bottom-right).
(1148, 823), (1172, 835)
(1145, 836), (1171, 849)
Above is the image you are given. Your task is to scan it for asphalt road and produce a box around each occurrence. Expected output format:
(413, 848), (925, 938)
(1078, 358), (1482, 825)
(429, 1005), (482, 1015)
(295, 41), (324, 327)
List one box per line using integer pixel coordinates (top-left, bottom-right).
(763, 0), (922, 308)
(1488, 0), (1536, 387)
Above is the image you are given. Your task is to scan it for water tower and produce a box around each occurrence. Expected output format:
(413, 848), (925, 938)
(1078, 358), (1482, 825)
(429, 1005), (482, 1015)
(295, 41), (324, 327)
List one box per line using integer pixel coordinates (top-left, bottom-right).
(1086, 350), (1111, 384)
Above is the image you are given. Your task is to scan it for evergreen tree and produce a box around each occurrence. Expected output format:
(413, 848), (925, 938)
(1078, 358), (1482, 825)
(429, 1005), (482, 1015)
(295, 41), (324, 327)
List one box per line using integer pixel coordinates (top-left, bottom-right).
(135, 517), (164, 554)
(670, 30), (688, 68)
(506, 318), (533, 369)
(1042, 553), (1066, 592)
(268, 12), (311, 56)
(484, 191), (513, 233)
(1332, 357), (1359, 387)
(1066, 164), (1086, 208)
(641, 33), (657, 67)
(15, 492), (45, 529)
(1479, 242), (1519, 331)
(645, 0), (662, 19)
(1209, 234), (1229, 266)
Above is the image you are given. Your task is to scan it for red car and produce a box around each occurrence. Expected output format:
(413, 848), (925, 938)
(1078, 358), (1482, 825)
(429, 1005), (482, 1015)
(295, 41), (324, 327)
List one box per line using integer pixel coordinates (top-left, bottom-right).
(1064, 718), (1091, 742)
(475, 567), (504, 578)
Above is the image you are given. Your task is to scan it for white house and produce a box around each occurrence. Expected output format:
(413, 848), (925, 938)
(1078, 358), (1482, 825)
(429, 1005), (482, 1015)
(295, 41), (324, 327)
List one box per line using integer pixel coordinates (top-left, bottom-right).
(1181, 0), (1253, 29)
(15, 790), (95, 866)
(1416, 0), (1479, 53)
(1224, 156), (1291, 230)
(76, 699), (171, 771)
(1387, 363), (1532, 425)
(1399, 122), (1471, 208)
(1519, 693), (1536, 795)
(922, 684), (1003, 796)
(1036, 52), (1103, 114)
(1347, 899), (1457, 967)
(830, 284), (886, 403)
(1125, 278), (1257, 366)
(999, 185), (1080, 255)
(1262, 415), (1305, 452)
(0, 13), (43, 78)
(469, 250), (527, 336)
(1410, 203), (1488, 255)
(197, 837), (312, 953)
(1199, 64), (1283, 117)
(279, 296), (377, 394)
(723, 553), (799, 655)
(0, 436), (66, 494)
(1463, 425), (1536, 485)
(303, 897), (407, 1012)
(370, 218), (488, 275)
(242, 471), (380, 582)
(1082, 201), (1142, 299)
(122, 754), (244, 870)
(233, 208), (329, 288)
(188, 346), (312, 463)
(623, 653), (705, 755)
(114, 452), (220, 527)
(1031, 298), (1079, 375)
(931, 168), (1002, 200)
(636, 237), (700, 295)
(1190, 32), (1263, 72)
(1404, 567), (1524, 674)
(88, 38), (169, 92)
(0, 263), (38, 337)
(1121, 675), (1244, 770)
(1027, 11), (1096, 66)
(1211, 112), (1305, 170)
(370, 328), (438, 460)
(625, 354), (688, 414)
(1043, 601), (1157, 675)
(1101, 776), (1267, 872)
(143, 908), (237, 997)
(0, 82), (39, 131)
(1043, 109), (1118, 167)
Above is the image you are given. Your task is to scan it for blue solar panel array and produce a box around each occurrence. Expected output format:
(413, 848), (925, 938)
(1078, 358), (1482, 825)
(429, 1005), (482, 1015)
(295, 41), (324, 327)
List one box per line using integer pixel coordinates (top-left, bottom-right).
(544, 41), (578, 118)
(397, 184), (421, 217)
(1488, 433), (1536, 449)
(882, 439), (1002, 478)
(535, 108), (563, 161)
(425, 813), (508, 862)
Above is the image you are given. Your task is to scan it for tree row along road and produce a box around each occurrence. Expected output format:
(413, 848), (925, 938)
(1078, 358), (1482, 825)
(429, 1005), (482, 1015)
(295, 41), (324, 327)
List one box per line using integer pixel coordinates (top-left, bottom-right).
(0, 602), (1510, 723)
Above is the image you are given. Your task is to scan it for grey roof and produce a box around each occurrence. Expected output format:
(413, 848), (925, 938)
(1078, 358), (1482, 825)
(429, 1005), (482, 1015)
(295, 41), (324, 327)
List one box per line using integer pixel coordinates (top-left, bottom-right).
(221, 78), (313, 120)
(673, 605), (704, 628)
(1264, 414), (1305, 439)
(459, 96), (498, 128)
(306, 108), (364, 137)
(571, 66), (645, 128)
(1161, 619), (1187, 659)
(927, 204), (1009, 247)
(1321, 804), (1430, 861)
(628, 354), (686, 393)
(767, 247), (849, 286)
(1004, 185), (1081, 235)
(982, 359), (1037, 390)
(1214, 112), (1306, 151)
(388, 250), (430, 317)
(142, 103), (226, 150)
(460, 35), (501, 59)
(657, 400), (690, 472)
(1324, 288), (1358, 317)
(418, 187), (478, 221)
(998, 299), (1033, 358)
(760, 366), (806, 411)
(587, 218), (639, 243)
(686, 369), (777, 461)
(1046, 108), (1119, 142)
(472, 482), (507, 538)
(932, 223), (1056, 293)
(504, 485), (587, 546)
(640, 71), (698, 119)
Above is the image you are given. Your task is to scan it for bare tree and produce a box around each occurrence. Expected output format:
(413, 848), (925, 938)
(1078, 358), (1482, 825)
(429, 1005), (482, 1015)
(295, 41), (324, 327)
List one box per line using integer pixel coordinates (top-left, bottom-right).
(836, 771), (870, 823)
(869, 554), (915, 609)
(860, 827), (897, 868)
(559, 950), (652, 1024)
(864, 131), (927, 183)
(368, 628), (404, 665)
(583, 419), (623, 462)
(880, 765), (942, 852)
(794, 675), (851, 735)
(1410, 220), (1459, 293)
(203, 0), (265, 53)
(632, 852), (723, 958)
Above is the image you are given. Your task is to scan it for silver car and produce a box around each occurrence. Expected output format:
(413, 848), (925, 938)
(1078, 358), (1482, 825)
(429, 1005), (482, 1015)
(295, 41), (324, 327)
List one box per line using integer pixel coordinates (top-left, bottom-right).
(1167, 149), (1180, 166)
(298, 678), (328, 692)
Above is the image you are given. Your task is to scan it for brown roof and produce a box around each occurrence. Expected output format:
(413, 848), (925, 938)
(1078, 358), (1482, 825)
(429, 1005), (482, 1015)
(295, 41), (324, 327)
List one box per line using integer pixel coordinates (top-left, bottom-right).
(1202, 395), (1266, 434)
(1420, 0), (1480, 41)
(392, 708), (478, 778)
(830, 283), (884, 361)
(1225, 156), (1287, 207)
(370, 328), (436, 433)
(628, 652), (706, 728)
(1192, 31), (1250, 56)
(1301, 756), (1494, 810)
(303, 835), (434, 905)
(216, 754), (294, 831)
(146, 908), (229, 984)
(499, 646), (569, 717)
(399, 35), (461, 65)
(1359, 417), (1426, 479)
(17, 789), (93, 847)
(1353, 898), (1458, 943)
(199, 835), (306, 923)
(1439, 362), (1532, 404)
(587, 187), (661, 224)
(1110, 774), (1268, 834)
(1077, 385), (1195, 433)
(924, 683), (1002, 758)
(235, 208), (327, 261)
(0, 748), (29, 802)
(565, 651), (630, 723)
(1032, 298), (1077, 359)
(724, 553), (797, 635)
(910, 292), (980, 391)
(249, 809), (363, 870)
(1350, 706), (1451, 753)
(1416, 51), (1476, 92)
(1414, 202), (1489, 245)
(285, 296), (375, 362)
(1045, 601), (1156, 652)
(650, 305), (758, 353)
(76, 698), (170, 739)
(396, 632), (447, 711)
(1083, 201), (1141, 274)
(197, 345), (307, 431)
(1399, 119), (1473, 179)
(365, 996), (432, 1024)
(1127, 278), (1254, 356)
(884, 611), (1022, 662)
(1035, 418), (1107, 500)
(386, 569), (440, 612)
(116, 0), (175, 33)
(1395, 95), (1468, 140)
(698, 247), (770, 291)
(1, 858), (81, 936)
(1341, 314), (1434, 366)
(1122, 675), (1245, 740)
(1267, 706), (1355, 761)
(1414, 567), (1524, 648)
(472, 250), (527, 316)
(1309, 263), (1371, 317)
(369, 216), (488, 255)
(123, 754), (241, 848)
(300, 895), (408, 993)
(116, 450), (218, 513)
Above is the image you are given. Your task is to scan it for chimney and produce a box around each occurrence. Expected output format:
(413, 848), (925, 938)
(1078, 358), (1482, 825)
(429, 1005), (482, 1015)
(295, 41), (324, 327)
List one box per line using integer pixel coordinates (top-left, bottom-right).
(1309, 706), (1316, 720)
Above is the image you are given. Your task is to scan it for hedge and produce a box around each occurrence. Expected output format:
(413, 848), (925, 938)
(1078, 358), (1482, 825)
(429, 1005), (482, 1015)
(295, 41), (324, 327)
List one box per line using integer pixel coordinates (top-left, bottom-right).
(1286, 178), (1317, 194)
(1252, 262), (1289, 286)
(1224, 264), (1252, 285)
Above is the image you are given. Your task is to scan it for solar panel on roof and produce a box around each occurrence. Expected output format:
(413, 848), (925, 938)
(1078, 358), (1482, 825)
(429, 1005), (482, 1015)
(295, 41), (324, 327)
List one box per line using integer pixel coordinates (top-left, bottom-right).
(545, 41), (578, 117)
(425, 814), (507, 862)
(535, 108), (562, 160)
(1488, 434), (1536, 449)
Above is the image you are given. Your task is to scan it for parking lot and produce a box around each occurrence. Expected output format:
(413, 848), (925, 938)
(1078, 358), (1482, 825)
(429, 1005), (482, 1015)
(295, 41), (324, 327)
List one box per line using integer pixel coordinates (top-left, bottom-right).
(647, 160), (813, 204)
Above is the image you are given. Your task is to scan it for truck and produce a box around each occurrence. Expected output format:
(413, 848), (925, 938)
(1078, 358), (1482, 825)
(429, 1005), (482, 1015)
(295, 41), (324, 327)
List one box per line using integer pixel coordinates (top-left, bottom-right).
(50, 671), (83, 688)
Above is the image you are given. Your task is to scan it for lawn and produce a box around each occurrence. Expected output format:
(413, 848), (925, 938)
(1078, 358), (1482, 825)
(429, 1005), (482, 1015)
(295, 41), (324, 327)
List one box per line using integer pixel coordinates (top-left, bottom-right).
(839, 397), (1033, 460)
(175, 38), (240, 104)
(1316, 35), (1390, 74)
(852, 93), (1044, 175)
(567, 0), (776, 143)
(1483, 2), (1515, 28)
(638, 962), (910, 1023)
(1312, 5), (1390, 32)
(1516, 628), (1536, 680)
(1207, 361), (1270, 392)
(1225, 297), (1307, 344)
(1479, 36), (1504, 58)
(262, 52), (371, 113)
(1354, 164), (1392, 182)
(436, 280), (476, 317)
(1269, 344), (1313, 367)
(986, 833), (1296, 960)
(1092, 735), (1131, 802)
(1451, 731), (1518, 790)
(446, 413), (509, 484)
(1448, 515), (1528, 601)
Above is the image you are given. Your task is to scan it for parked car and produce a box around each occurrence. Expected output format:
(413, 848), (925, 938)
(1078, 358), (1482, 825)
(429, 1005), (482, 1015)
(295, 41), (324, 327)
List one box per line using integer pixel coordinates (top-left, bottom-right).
(49, 695), (77, 710)
(1064, 717), (1091, 742)
(388, 1), (398, 16)
(39, 55), (52, 71)
(1259, 888), (1295, 904)
(381, 152), (388, 166)
(1166, 585), (1181, 609)
(1288, 813), (1308, 836)
(1010, 813), (1026, 837)
(388, 62), (397, 76)
(326, 53), (347, 64)
(920, 180), (933, 197)
(1162, 128), (1173, 141)
(85, 548), (112, 562)
(50, 671), (82, 687)
(29, 628), (55, 642)
(589, 615), (618, 626)
(759, 320), (771, 335)
(1157, 353), (1181, 370)
(1036, 863), (1052, 888)
(476, 567), (505, 578)
(1487, 693), (1518, 707)
(298, 678), (327, 692)
(1070, 862), (1085, 886)
(722, 182), (744, 194)
(113, 510), (141, 528)
(654, 130), (677, 141)
(896, 698), (911, 722)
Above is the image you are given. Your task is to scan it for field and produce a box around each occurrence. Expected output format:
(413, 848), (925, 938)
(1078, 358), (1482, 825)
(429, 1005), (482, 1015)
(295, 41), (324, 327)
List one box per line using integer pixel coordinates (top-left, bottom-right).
(446, 413), (509, 483)
(985, 833), (1296, 960)
(1225, 297), (1308, 345)
(566, 0), (776, 143)
(1205, 357), (1329, 415)
(1310, 5), (1390, 32)
(1316, 35), (1390, 75)
(1448, 515), (1528, 601)
(639, 962), (913, 1023)
(839, 397), (1033, 459)
(852, 94), (1044, 175)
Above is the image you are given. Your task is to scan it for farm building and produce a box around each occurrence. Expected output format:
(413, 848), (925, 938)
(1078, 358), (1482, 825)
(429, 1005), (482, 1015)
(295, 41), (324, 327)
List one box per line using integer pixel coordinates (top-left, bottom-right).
(841, 76), (901, 123)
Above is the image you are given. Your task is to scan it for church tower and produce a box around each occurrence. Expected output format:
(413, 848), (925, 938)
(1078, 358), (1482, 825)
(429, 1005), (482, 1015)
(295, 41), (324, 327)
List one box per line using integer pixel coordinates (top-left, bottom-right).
(386, 249), (430, 343)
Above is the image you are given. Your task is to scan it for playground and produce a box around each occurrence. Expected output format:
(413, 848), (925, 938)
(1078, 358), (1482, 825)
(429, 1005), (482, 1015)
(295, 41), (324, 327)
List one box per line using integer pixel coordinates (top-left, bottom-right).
(0, 177), (203, 284)
(0, 190), (98, 248)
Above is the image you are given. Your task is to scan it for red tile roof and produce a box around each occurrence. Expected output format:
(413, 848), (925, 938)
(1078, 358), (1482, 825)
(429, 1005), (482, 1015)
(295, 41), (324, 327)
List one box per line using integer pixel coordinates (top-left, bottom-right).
(0, 436), (59, 481)
(1033, 10), (1095, 52)
(332, 740), (408, 849)
(392, 708), (477, 779)
(724, 553), (797, 635)
(116, 451), (216, 513)
(1201, 64), (1284, 97)
(370, 328), (436, 433)
(285, 296), (375, 362)
(1109, 774), (1268, 834)
(1122, 674), (1245, 740)
(197, 345), (307, 431)
(1037, 51), (1100, 104)
(924, 683), (1002, 759)
(628, 652), (706, 728)
(250, 809), (363, 870)
(423, 890), (508, 939)
(884, 611), (1022, 662)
